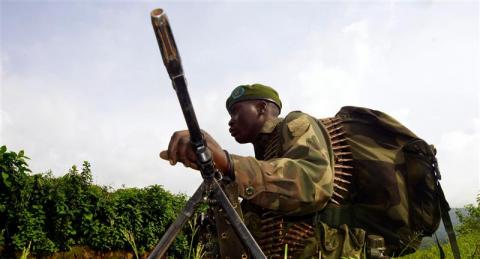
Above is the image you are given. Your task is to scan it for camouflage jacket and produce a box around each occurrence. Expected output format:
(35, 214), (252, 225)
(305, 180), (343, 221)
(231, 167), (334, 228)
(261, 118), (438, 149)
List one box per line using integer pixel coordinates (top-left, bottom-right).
(210, 106), (439, 258)
(213, 111), (336, 258)
(232, 111), (336, 215)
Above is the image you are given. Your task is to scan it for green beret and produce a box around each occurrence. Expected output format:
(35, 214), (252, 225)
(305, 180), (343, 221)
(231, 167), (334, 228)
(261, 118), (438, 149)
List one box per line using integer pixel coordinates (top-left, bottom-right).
(226, 83), (282, 112)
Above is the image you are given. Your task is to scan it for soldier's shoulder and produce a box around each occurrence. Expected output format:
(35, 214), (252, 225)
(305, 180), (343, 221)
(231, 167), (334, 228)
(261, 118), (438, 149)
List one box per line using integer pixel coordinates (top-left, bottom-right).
(284, 110), (314, 122)
(283, 111), (318, 137)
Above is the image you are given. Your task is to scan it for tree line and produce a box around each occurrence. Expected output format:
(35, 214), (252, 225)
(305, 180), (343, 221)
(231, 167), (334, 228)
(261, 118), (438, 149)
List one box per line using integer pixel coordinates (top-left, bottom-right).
(0, 145), (191, 257)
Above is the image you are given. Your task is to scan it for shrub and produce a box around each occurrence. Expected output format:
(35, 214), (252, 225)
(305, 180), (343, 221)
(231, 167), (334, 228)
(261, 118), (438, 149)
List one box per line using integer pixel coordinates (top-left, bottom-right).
(0, 146), (190, 257)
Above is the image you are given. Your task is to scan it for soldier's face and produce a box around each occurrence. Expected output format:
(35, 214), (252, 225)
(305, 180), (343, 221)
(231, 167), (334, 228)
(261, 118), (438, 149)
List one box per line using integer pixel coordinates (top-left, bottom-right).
(228, 101), (264, 144)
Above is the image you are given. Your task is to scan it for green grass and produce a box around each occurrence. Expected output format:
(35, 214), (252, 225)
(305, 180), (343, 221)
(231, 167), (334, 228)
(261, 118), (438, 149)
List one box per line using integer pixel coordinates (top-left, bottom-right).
(121, 229), (139, 259)
(398, 233), (480, 259)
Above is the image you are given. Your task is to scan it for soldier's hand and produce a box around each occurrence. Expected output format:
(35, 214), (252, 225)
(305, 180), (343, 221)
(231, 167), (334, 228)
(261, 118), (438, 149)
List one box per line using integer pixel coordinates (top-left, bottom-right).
(159, 130), (228, 173)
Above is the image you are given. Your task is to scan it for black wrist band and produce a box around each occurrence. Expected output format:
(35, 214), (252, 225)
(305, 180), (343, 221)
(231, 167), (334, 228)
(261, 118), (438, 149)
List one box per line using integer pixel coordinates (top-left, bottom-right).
(223, 149), (235, 181)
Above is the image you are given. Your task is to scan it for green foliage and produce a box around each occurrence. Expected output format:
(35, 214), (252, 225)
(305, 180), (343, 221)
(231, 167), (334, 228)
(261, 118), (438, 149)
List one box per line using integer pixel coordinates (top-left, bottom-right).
(399, 194), (480, 258)
(186, 213), (207, 259)
(456, 194), (480, 236)
(397, 232), (479, 258)
(7, 143), (476, 258)
(0, 146), (190, 257)
(19, 241), (31, 259)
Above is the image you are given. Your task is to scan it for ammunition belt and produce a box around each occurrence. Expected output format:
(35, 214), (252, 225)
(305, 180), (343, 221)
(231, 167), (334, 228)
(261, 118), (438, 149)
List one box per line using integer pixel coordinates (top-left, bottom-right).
(319, 117), (354, 205)
(257, 117), (354, 257)
(258, 215), (315, 258)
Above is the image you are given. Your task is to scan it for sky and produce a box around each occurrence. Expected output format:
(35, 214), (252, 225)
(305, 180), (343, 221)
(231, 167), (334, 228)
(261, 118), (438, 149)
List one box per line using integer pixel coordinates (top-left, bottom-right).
(1, 0), (478, 207)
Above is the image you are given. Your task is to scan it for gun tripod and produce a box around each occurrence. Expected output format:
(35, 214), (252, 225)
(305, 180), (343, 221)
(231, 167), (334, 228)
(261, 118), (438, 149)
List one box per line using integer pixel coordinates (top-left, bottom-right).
(148, 9), (265, 259)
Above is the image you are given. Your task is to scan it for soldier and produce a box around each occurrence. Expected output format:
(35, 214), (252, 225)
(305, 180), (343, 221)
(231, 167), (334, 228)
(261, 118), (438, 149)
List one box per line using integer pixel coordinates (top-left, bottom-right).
(160, 83), (366, 258)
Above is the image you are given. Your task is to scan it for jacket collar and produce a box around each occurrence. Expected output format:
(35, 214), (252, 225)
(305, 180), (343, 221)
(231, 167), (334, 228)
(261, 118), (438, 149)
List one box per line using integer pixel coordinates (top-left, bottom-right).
(253, 117), (282, 160)
(259, 117), (282, 134)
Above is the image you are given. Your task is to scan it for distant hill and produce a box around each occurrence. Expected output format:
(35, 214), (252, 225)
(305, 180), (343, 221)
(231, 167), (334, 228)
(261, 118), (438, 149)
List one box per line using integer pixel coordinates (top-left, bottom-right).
(420, 208), (465, 248)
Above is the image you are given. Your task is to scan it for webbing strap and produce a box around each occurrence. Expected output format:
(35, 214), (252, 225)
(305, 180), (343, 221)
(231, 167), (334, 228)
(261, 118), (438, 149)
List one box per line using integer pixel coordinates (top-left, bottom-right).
(316, 205), (399, 244)
(435, 234), (446, 259)
(316, 206), (354, 228)
(437, 183), (461, 259)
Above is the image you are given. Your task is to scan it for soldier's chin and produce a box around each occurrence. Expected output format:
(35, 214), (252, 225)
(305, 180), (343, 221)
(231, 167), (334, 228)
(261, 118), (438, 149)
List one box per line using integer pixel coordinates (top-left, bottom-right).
(234, 135), (249, 144)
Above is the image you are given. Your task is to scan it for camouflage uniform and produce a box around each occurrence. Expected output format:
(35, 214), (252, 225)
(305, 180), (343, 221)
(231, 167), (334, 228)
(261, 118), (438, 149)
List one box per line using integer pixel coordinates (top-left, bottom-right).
(214, 111), (366, 259)
(233, 111), (334, 214)
(210, 82), (441, 258)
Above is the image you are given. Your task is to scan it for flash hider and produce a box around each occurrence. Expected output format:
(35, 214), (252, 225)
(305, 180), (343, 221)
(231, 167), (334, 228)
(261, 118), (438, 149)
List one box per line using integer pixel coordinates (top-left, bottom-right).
(151, 9), (183, 79)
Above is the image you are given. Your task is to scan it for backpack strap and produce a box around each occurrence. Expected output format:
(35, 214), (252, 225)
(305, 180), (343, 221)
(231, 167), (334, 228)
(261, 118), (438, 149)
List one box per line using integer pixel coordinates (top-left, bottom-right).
(434, 234), (446, 259)
(433, 153), (461, 259)
(315, 205), (354, 228)
(437, 184), (461, 259)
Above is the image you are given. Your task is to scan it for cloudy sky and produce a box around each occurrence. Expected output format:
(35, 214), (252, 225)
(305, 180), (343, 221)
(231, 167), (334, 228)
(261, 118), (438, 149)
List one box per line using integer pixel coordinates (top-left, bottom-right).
(1, 0), (478, 207)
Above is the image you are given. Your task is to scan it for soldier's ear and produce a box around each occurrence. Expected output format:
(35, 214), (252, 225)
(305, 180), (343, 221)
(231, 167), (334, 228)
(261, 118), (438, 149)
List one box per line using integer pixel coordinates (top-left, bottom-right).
(255, 101), (267, 115)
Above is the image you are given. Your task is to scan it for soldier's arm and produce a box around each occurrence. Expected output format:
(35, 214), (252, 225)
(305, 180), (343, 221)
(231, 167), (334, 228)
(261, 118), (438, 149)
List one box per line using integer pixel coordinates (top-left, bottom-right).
(160, 130), (229, 172)
(231, 112), (335, 215)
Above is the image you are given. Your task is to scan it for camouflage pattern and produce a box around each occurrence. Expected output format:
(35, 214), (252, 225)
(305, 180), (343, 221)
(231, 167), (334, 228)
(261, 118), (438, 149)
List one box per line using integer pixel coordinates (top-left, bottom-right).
(231, 111), (335, 215)
(315, 222), (365, 259)
(331, 106), (440, 256)
(212, 111), (368, 258)
(212, 106), (436, 258)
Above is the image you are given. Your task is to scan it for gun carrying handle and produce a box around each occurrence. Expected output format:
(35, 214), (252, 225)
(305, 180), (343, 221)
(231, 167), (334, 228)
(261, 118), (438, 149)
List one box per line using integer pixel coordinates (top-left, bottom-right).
(151, 9), (183, 79)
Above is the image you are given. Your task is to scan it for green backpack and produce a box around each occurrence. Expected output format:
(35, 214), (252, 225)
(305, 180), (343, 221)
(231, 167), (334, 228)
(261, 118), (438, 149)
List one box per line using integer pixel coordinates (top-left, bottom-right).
(318, 106), (459, 258)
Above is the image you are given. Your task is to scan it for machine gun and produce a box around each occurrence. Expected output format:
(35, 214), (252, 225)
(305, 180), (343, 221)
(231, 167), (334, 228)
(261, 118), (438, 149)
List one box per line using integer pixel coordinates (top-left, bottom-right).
(148, 9), (266, 259)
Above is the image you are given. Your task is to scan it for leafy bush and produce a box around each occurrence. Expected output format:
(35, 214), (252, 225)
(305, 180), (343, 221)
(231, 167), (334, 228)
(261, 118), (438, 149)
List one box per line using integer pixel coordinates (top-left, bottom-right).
(0, 146), (190, 257)
(456, 194), (480, 236)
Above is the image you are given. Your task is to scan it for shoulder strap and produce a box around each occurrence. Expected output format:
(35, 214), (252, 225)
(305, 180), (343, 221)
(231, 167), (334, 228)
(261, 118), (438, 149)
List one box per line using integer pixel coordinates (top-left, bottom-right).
(434, 234), (446, 259)
(315, 205), (354, 228)
(437, 183), (461, 259)
(433, 155), (461, 259)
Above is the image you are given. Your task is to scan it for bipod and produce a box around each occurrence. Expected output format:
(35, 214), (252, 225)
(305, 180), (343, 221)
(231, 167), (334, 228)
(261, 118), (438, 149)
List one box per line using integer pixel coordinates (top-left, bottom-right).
(148, 8), (266, 259)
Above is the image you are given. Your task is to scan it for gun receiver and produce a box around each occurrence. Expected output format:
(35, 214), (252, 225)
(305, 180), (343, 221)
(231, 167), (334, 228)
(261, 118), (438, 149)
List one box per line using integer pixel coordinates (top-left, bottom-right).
(149, 8), (266, 259)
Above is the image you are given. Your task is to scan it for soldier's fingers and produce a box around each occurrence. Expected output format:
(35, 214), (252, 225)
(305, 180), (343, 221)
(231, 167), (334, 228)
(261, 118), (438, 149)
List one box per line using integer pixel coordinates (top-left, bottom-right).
(159, 150), (169, 161)
(189, 160), (199, 170)
(167, 132), (179, 165)
(176, 137), (190, 167)
(168, 130), (189, 165)
(185, 148), (199, 170)
(186, 147), (197, 163)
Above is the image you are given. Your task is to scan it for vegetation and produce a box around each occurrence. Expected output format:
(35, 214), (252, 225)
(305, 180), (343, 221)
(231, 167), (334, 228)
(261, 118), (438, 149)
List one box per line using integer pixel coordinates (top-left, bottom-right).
(0, 145), (190, 257)
(399, 195), (480, 258)
(1, 145), (479, 258)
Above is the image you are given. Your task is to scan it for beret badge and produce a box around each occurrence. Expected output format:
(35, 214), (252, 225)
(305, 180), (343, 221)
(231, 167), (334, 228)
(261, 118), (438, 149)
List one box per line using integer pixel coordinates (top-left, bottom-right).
(231, 86), (245, 99)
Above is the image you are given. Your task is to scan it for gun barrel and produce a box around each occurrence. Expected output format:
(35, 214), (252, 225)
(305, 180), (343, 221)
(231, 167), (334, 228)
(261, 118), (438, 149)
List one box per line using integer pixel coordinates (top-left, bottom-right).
(151, 9), (183, 79)
(150, 9), (211, 170)
(150, 9), (266, 259)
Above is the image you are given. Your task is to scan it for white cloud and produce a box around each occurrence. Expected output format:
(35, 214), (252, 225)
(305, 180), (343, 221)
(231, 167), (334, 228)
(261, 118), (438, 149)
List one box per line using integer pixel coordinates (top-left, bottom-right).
(297, 62), (360, 113)
(437, 118), (480, 207)
(1, 56), (202, 192)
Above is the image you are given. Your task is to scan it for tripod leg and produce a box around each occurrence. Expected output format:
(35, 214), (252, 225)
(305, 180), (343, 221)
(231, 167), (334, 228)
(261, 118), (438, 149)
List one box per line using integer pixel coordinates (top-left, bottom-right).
(212, 180), (266, 259)
(148, 181), (206, 259)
